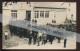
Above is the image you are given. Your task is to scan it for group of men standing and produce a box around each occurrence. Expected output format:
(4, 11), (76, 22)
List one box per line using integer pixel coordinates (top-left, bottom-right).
(28, 31), (67, 48)
(8, 25), (67, 48)
(28, 31), (55, 46)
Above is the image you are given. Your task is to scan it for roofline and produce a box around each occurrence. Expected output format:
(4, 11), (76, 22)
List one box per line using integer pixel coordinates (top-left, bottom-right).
(34, 7), (67, 9)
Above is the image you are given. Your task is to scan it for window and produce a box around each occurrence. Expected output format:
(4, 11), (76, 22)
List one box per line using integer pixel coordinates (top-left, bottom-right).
(45, 11), (49, 18)
(34, 11), (39, 18)
(13, 2), (17, 3)
(11, 10), (17, 19)
(27, 2), (30, 4)
(40, 11), (44, 18)
(52, 20), (56, 23)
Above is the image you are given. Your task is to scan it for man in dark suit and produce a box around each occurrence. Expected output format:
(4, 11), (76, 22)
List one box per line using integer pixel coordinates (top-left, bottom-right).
(28, 31), (32, 45)
(64, 39), (67, 48)
(49, 35), (55, 44)
(33, 32), (37, 45)
(57, 37), (61, 43)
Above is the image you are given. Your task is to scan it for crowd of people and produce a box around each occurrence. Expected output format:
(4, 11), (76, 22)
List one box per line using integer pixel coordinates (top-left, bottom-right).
(28, 32), (56, 46)
(5, 25), (67, 48)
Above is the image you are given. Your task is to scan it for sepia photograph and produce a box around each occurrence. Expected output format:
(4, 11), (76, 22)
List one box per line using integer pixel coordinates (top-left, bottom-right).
(2, 2), (76, 49)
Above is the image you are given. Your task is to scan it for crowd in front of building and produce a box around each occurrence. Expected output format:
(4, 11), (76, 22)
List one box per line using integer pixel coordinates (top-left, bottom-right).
(3, 23), (69, 48)
(3, 2), (76, 48)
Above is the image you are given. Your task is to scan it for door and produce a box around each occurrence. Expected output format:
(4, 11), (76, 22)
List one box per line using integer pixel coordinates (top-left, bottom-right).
(26, 11), (31, 21)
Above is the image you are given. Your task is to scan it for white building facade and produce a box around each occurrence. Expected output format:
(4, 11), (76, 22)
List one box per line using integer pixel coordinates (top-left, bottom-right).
(2, 2), (76, 26)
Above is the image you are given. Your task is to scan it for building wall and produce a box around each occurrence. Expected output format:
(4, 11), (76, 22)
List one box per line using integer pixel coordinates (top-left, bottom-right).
(3, 2), (34, 26)
(3, 10), (67, 26)
(62, 3), (76, 20)
(3, 10), (11, 26)
(69, 3), (76, 20)
(32, 9), (51, 25)
(53, 11), (66, 24)
(33, 8), (67, 25)
(17, 10), (26, 20)
(3, 2), (68, 26)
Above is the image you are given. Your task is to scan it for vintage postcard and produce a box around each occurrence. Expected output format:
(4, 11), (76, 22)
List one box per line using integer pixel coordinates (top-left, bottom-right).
(2, 2), (76, 49)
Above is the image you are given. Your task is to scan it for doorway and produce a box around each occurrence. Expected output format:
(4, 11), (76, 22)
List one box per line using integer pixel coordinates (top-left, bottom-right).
(26, 11), (31, 21)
